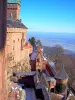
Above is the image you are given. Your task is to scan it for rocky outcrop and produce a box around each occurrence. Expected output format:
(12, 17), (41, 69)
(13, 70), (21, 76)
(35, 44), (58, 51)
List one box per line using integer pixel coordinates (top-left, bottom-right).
(7, 55), (31, 99)
(8, 81), (26, 100)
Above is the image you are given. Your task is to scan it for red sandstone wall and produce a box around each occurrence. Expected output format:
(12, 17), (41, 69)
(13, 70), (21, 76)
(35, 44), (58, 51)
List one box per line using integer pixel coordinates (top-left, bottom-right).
(6, 28), (29, 67)
(7, 4), (20, 20)
(0, 50), (7, 100)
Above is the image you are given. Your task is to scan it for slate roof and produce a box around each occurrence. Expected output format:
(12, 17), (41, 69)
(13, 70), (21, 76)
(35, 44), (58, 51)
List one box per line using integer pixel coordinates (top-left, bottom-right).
(49, 61), (55, 68)
(7, 19), (28, 29)
(55, 65), (69, 80)
(46, 77), (56, 82)
(16, 71), (36, 77)
(30, 51), (37, 60)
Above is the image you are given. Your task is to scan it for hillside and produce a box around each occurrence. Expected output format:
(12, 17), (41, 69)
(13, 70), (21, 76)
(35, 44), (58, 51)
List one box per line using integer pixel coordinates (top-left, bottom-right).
(43, 46), (75, 56)
(43, 46), (75, 85)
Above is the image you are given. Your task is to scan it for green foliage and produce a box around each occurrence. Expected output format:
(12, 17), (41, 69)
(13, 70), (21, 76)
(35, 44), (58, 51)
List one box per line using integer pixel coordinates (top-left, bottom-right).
(55, 83), (66, 93)
(28, 37), (42, 49)
(28, 37), (36, 46)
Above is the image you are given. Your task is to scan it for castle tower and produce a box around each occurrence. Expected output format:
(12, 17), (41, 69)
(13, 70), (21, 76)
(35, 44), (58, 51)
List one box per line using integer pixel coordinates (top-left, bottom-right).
(36, 46), (47, 71)
(7, 0), (21, 20)
(55, 65), (69, 95)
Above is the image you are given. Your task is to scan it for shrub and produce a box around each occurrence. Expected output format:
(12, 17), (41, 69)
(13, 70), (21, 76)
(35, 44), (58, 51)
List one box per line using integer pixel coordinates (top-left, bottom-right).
(55, 83), (66, 93)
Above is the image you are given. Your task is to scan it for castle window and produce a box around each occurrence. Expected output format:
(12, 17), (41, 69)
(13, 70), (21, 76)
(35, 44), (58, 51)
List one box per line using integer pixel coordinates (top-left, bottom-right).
(10, 13), (13, 20)
(13, 13), (16, 18)
(22, 33), (24, 39)
(13, 46), (14, 50)
(13, 57), (14, 60)
(21, 33), (24, 50)
(13, 40), (15, 43)
(18, 39), (19, 41)
(21, 39), (23, 50)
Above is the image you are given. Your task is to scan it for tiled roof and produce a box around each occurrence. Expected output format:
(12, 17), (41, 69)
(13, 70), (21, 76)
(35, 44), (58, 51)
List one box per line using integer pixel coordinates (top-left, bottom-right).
(55, 65), (69, 80)
(7, 19), (28, 29)
(24, 42), (33, 48)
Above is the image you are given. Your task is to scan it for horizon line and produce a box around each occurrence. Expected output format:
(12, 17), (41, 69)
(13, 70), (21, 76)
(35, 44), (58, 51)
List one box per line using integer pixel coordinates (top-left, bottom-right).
(27, 30), (75, 34)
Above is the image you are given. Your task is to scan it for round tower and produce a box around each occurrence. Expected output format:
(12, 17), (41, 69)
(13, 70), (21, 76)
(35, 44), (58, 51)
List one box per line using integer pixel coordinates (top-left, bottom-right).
(7, 0), (21, 20)
(55, 65), (69, 94)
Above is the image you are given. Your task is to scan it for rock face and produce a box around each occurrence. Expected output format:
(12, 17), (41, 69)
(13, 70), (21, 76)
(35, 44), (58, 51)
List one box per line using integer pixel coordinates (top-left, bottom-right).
(8, 81), (26, 100)
(7, 56), (31, 93)
(7, 57), (31, 72)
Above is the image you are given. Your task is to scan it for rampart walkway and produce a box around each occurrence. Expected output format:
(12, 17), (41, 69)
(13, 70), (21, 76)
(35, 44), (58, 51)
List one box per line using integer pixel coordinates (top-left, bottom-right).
(26, 88), (37, 100)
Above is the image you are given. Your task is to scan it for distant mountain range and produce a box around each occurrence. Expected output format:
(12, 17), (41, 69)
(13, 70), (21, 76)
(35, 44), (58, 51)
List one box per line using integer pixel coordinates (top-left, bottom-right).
(43, 46), (75, 57)
(64, 49), (75, 56)
(27, 32), (75, 53)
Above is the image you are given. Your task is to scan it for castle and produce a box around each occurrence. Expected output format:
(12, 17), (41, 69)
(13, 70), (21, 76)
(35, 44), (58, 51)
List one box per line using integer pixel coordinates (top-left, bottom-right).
(0, 1), (32, 99)
(0, 0), (75, 100)
(30, 46), (70, 100)
(6, 0), (32, 74)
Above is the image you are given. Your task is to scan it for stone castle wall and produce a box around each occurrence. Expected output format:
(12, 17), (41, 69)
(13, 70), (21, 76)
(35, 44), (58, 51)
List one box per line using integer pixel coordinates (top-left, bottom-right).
(7, 4), (20, 20)
(0, 50), (7, 100)
(6, 27), (31, 71)
(6, 27), (31, 93)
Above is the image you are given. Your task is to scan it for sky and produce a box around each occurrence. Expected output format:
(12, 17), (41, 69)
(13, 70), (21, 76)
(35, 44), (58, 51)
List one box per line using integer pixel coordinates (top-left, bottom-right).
(20, 0), (75, 33)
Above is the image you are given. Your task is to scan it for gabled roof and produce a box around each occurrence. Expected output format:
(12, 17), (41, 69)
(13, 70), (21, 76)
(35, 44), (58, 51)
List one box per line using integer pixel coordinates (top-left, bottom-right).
(7, 19), (28, 29)
(55, 65), (69, 80)
(30, 51), (37, 60)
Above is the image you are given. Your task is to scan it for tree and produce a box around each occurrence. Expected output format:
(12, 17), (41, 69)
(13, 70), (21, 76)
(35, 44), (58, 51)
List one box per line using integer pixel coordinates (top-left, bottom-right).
(36, 40), (42, 48)
(53, 44), (64, 57)
(51, 44), (64, 71)
(28, 37), (36, 46)
(55, 83), (66, 93)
